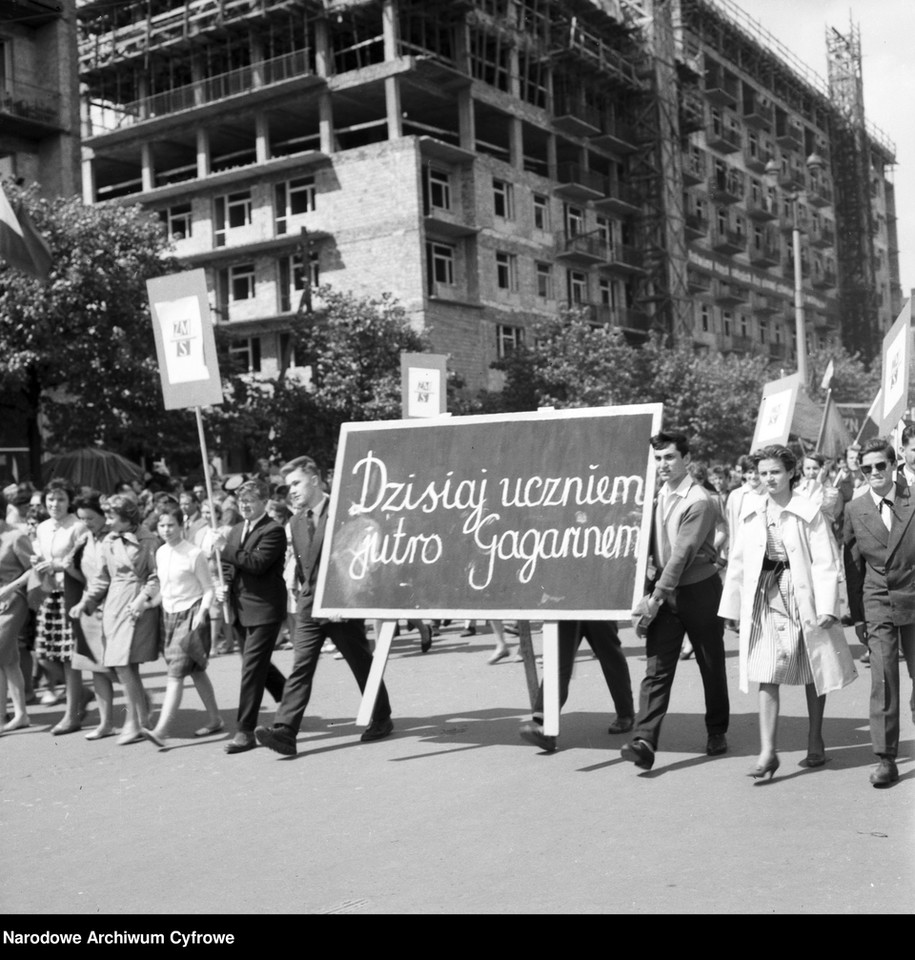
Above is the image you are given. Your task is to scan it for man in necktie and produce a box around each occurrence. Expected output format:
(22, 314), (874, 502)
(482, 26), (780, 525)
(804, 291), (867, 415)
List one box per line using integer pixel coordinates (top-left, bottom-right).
(620, 431), (730, 772)
(213, 479), (287, 754)
(255, 456), (394, 757)
(843, 437), (915, 786)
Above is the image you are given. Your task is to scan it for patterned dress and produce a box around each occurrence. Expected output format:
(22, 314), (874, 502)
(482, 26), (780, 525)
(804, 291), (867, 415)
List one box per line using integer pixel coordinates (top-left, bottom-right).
(33, 515), (85, 663)
(746, 502), (815, 686)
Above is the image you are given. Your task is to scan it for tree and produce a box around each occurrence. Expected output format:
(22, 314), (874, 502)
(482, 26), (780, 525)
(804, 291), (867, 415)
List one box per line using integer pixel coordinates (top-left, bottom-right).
(209, 286), (428, 470)
(805, 343), (881, 404)
(475, 307), (772, 463)
(0, 185), (192, 478)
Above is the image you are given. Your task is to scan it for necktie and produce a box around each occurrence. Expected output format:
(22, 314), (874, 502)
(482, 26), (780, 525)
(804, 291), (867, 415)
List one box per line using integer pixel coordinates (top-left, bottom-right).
(241, 520), (250, 543)
(305, 509), (315, 541)
(881, 498), (894, 532)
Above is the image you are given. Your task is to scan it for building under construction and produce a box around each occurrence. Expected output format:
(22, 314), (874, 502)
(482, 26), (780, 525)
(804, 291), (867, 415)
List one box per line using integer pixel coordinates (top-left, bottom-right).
(70, 0), (901, 392)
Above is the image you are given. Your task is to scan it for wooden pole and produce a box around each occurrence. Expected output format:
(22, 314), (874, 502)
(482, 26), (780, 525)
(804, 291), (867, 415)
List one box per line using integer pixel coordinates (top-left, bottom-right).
(356, 619), (396, 727)
(194, 405), (228, 620)
(541, 621), (560, 736)
(516, 620), (540, 710)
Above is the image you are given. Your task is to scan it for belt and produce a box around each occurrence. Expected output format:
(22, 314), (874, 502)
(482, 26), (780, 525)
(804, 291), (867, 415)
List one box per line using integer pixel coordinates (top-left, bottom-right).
(762, 557), (789, 571)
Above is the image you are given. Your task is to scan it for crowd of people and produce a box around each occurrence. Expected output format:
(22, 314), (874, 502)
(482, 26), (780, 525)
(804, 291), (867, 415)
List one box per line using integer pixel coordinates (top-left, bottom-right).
(1, 436), (913, 788)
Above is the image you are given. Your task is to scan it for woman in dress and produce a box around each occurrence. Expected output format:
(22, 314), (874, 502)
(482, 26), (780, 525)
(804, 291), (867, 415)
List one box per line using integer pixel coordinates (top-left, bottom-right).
(0, 490), (35, 732)
(69, 494), (159, 745)
(141, 504), (221, 747)
(194, 499), (234, 655)
(719, 444), (857, 780)
(65, 492), (117, 740)
(31, 477), (88, 733)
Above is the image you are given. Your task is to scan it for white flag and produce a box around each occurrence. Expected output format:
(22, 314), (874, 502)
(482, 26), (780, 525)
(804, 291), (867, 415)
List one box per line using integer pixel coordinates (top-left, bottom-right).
(820, 358), (836, 391)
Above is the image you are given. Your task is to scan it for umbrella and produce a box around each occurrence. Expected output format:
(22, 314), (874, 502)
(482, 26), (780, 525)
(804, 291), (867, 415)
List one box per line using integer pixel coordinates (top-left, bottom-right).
(41, 447), (145, 494)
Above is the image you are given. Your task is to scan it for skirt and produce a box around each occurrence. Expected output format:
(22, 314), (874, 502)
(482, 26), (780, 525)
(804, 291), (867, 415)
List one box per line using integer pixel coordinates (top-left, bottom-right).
(161, 600), (210, 679)
(747, 566), (814, 686)
(0, 591), (29, 667)
(34, 592), (74, 663)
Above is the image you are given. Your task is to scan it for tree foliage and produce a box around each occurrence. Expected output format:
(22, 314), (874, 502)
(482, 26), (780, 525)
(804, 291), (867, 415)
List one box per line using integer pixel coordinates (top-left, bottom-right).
(0, 185), (196, 475)
(476, 307), (879, 464)
(209, 286), (428, 470)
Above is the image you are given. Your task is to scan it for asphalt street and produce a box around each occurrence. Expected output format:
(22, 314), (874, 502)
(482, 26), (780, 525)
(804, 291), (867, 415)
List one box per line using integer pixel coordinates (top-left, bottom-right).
(2, 621), (913, 916)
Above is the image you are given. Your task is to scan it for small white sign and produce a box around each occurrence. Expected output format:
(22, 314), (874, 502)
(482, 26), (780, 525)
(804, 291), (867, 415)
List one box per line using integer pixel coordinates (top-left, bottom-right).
(756, 389), (793, 445)
(407, 366), (442, 418)
(154, 295), (210, 385)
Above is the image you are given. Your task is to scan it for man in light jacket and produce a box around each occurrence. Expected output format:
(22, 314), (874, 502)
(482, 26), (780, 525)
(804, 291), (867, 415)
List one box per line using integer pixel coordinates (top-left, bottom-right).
(620, 431), (730, 772)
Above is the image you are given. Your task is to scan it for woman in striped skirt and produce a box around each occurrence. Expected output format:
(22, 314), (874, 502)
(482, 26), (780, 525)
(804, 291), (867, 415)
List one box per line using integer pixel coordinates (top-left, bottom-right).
(719, 445), (856, 781)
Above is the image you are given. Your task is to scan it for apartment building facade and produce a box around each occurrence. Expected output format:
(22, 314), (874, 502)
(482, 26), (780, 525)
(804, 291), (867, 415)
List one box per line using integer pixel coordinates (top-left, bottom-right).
(74, 0), (900, 394)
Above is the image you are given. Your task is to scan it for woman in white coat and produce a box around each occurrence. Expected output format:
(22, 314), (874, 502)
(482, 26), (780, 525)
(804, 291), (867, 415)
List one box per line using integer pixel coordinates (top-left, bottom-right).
(719, 445), (856, 781)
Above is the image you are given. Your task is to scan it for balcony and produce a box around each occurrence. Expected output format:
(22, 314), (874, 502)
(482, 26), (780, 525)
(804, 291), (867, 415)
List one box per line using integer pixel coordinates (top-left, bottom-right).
(0, 79), (61, 136)
(715, 282), (750, 306)
(776, 118), (804, 151)
(679, 88), (705, 136)
(742, 96), (773, 130)
(809, 222), (836, 249)
(711, 228), (747, 255)
(807, 180), (834, 207)
(752, 293), (782, 315)
(811, 269), (837, 290)
(687, 269), (712, 292)
(707, 170), (744, 205)
(591, 115), (638, 154)
(704, 72), (738, 108)
(729, 334), (759, 354)
(593, 180), (641, 217)
(768, 342), (787, 360)
(603, 243), (646, 275)
(586, 304), (651, 334)
(684, 213), (709, 240)
(777, 165), (806, 191)
(551, 94), (602, 138)
(554, 229), (610, 265)
(749, 240), (780, 267)
(746, 195), (777, 220)
(682, 149), (708, 186)
(743, 146), (770, 174)
(553, 162), (607, 202)
(705, 120), (742, 154)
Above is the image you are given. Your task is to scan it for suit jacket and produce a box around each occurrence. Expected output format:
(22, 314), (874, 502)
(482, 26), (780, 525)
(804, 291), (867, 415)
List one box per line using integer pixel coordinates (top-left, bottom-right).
(220, 515), (287, 627)
(843, 477), (915, 626)
(289, 496), (328, 619)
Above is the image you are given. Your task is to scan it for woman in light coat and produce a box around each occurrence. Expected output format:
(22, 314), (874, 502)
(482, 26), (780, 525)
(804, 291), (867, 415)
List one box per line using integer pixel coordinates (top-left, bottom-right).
(719, 445), (856, 781)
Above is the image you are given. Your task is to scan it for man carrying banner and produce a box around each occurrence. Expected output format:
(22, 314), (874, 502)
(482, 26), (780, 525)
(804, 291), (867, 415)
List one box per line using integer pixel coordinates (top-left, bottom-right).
(255, 456), (394, 757)
(620, 432), (730, 772)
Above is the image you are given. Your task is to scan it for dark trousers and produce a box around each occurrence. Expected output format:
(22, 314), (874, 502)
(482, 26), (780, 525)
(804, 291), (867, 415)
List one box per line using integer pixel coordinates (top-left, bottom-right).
(235, 621), (285, 733)
(274, 614), (392, 734)
(533, 620), (633, 719)
(865, 620), (915, 758)
(632, 575), (729, 749)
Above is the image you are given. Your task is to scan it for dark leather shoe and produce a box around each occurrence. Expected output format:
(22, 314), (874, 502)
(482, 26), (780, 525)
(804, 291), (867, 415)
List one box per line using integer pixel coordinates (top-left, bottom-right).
(870, 757), (899, 787)
(419, 624), (433, 653)
(706, 733), (728, 756)
(255, 724), (296, 756)
(621, 738), (655, 770)
(224, 732), (256, 754)
(519, 721), (557, 753)
(360, 717), (394, 742)
(607, 716), (634, 735)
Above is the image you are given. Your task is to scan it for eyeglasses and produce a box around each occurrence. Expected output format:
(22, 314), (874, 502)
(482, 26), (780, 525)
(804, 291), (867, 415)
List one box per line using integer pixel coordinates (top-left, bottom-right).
(861, 461), (889, 475)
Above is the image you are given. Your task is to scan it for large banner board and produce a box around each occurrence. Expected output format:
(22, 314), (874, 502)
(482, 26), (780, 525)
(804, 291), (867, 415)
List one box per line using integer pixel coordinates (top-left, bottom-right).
(879, 297), (912, 434)
(147, 269), (224, 410)
(751, 372), (802, 450)
(314, 404), (662, 620)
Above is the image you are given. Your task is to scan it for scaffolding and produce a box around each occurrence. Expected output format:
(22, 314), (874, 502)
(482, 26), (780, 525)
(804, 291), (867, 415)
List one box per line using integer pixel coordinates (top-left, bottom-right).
(827, 21), (879, 361)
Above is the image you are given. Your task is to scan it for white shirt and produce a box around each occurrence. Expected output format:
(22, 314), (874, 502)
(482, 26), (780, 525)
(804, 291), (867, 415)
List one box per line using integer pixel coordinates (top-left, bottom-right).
(156, 539), (213, 614)
(869, 487), (895, 532)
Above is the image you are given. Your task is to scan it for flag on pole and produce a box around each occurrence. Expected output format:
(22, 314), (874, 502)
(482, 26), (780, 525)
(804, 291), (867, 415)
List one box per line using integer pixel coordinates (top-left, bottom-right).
(0, 185), (52, 282)
(820, 358), (836, 392)
(816, 390), (853, 459)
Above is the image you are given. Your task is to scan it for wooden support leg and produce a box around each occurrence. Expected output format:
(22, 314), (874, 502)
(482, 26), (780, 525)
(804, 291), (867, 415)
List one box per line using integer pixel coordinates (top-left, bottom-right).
(517, 621), (540, 710)
(541, 621), (560, 736)
(356, 620), (396, 727)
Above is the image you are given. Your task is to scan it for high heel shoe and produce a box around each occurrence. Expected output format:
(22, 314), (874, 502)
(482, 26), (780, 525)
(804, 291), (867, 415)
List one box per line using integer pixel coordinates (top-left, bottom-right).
(748, 755), (780, 782)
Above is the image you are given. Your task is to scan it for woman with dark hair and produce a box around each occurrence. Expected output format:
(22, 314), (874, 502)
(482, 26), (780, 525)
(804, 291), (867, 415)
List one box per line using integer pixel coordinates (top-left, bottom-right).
(69, 494), (159, 745)
(66, 492), (117, 740)
(141, 504), (221, 747)
(720, 444), (856, 781)
(31, 477), (88, 732)
(0, 490), (35, 732)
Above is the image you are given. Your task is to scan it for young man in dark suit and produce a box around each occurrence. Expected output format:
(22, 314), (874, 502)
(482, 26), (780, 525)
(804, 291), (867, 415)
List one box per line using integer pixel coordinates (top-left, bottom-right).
(214, 479), (288, 754)
(255, 456), (394, 757)
(843, 437), (915, 786)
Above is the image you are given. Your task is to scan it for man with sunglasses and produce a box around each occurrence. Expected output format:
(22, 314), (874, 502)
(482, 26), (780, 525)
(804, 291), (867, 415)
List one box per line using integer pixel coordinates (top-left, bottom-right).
(843, 437), (915, 787)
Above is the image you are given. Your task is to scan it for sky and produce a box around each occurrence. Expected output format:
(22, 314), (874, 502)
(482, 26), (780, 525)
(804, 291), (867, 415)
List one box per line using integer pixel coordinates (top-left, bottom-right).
(721, 0), (915, 300)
